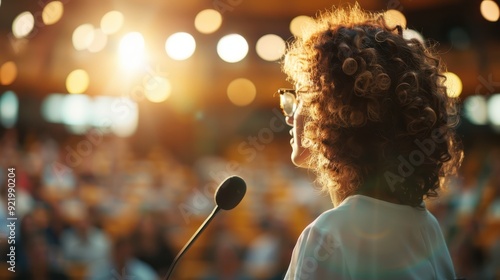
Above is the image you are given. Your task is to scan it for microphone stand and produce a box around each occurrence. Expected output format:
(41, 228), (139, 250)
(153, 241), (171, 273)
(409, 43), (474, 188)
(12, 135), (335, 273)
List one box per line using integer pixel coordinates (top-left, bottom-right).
(163, 206), (220, 280)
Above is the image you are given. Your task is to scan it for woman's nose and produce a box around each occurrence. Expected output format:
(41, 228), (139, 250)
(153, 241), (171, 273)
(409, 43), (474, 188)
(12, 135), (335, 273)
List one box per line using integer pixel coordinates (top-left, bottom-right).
(285, 115), (293, 126)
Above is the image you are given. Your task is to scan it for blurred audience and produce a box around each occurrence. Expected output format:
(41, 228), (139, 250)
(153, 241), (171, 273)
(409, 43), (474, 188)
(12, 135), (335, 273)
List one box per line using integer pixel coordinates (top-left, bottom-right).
(14, 233), (69, 280)
(60, 206), (110, 268)
(201, 219), (252, 280)
(132, 212), (176, 277)
(0, 130), (499, 279)
(87, 235), (158, 280)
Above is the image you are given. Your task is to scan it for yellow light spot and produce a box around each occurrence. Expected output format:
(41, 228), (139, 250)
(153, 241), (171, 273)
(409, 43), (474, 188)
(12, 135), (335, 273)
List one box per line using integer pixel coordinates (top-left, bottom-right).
(217, 34), (248, 63)
(256, 34), (286, 61)
(87, 28), (107, 53)
(227, 78), (256, 106)
(118, 32), (146, 70)
(290, 15), (314, 37)
(73, 24), (94, 51)
(66, 69), (90, 94)
(443, 72), (462, 98)
(383, 9), (407, 29)
(144, 76), (172, 103)
(0, 61), (18, 86)
(42, 1), (64, 25)
(101, 11), (124, 34)
(195, 9), (222, 34)
(480, 0), (500, 22)
(12, 11), (35, 38)
(165, 32), (196, 60)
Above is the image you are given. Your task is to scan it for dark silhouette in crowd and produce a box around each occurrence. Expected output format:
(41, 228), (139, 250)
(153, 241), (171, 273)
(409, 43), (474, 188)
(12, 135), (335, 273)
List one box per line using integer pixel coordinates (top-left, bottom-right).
(14, 233), (69, 280)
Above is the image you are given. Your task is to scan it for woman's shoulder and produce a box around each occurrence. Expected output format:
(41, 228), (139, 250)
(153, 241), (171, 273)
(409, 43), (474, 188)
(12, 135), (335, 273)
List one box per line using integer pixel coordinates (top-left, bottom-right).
(309, 195), (438, 232)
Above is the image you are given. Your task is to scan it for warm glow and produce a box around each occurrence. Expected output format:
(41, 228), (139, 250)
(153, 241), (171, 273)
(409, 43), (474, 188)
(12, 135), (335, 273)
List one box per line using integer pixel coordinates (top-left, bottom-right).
(87, 28), (108, 53)
(66, 69), (90, 94)
(0, 91), (19, 128)
(480, 0), (500, 22)
(12, 11), (35, 38)
(144, 76), (172, 103)
(0, 61), (18, 86)
(227, 78), (256, 106)
(290, 15), (314, 37)
(73, 24), (94, 51)
(443, 72), (463, 98)
(42, 1), (64, 25)
(195, 9), (222, 34)
(488, 94), (500, 125)
(101, 10), (124, 34)
(256, 34), (286, 61)
(403, 29), (424, 44)
(217, 34), (248, 63)
(464, 95), (488, 125)
(119, 32), (146, 69)
(383, 9), (407, 29)
(165, 32), (196, 60)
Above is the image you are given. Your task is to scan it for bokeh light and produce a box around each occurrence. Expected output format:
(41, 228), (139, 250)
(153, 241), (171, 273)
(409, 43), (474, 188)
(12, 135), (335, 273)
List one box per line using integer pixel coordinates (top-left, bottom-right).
(87, 28), (108, 53)
(144, 76), (172, 103)
(73, 24), (95, 51)
(12, 11), (35, 38)
(443, 72), (462, 98)
(463, 95), (488, 125)
(0, 61), (18, 86)
(403, 28), (424, 44)
(256, 34), (286, 61)
(480, 0), (500, 22)
(66, 69), (90, 94)
(0, 91), (19, 128)
(383, 9), (407, 29)
(90, 96), (114, 129)
(42, 1), (64, 25)
(217, 34), (249, 63)
(194, 9), (222, 34)
(227, 78), (256, 106)
(110, 98), (139, 137)
(61, 94), (91, 127)
(101, 10), (124, 34)
(165, 32), (196, 61)
(41, 94), (138, 136)
(290, 15), (314, 37)
(119, 32), (146, 69)
(41, 94), (65, 123)
(488, 94), (500, 125)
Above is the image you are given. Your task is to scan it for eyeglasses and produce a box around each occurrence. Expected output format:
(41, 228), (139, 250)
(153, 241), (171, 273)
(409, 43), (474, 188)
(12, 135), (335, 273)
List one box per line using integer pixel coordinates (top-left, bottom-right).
(278, 88), (298, 117)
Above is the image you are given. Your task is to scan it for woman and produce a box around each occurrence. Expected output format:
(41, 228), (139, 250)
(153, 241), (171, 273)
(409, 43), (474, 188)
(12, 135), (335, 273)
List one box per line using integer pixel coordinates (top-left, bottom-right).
(278, 4), (463, 279)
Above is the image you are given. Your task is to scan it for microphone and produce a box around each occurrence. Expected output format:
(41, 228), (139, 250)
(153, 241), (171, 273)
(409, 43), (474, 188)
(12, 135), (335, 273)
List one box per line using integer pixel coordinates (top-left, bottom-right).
(163, 176), (246, 280)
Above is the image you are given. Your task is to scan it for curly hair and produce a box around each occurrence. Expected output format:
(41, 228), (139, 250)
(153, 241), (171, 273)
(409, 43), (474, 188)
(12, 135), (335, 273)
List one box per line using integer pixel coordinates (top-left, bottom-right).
(282, 4), (463, 207)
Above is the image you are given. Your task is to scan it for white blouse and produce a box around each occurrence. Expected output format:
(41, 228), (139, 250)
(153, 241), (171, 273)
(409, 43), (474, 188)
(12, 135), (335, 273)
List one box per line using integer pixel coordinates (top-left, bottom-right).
(284, 195), (455, 280)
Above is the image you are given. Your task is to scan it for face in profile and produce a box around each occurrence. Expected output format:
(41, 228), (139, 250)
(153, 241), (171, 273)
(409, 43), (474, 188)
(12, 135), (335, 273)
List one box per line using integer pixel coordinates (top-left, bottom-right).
(285, 97), (311, 168)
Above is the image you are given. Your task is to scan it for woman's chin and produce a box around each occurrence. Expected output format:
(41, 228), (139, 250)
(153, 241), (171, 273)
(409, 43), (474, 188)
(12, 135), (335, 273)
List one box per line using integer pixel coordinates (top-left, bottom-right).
(291, 150), (310, 168)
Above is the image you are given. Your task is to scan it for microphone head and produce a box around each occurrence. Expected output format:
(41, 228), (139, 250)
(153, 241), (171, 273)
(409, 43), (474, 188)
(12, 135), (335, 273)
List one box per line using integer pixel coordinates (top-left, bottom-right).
(215, 176), (246, 210)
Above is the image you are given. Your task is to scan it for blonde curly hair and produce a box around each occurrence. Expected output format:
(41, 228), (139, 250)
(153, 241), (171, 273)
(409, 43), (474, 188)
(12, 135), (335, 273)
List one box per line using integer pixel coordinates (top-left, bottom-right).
(282, 4), (463, 207)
